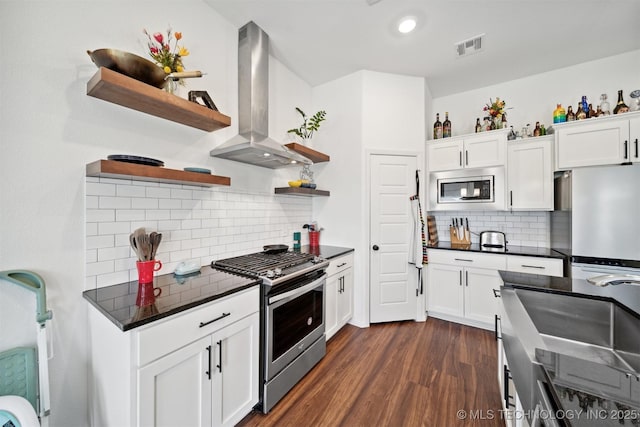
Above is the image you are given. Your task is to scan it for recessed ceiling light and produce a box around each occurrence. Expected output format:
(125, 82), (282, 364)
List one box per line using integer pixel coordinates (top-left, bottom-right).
(263, 153), (271, 157)
(398, 17), (417, 34)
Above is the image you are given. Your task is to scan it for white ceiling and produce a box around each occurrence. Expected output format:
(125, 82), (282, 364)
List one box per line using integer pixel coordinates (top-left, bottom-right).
(204, 0), (640, 98)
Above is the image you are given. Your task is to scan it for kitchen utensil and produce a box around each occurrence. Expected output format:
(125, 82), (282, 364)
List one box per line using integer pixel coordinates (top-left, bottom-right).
(309, 231), (320, 247)
(87, 49), (168, 88)
(149, 232), (162, 260)
(108, 154), (164, 167)
(129, 233), (141, 260)
(263, 244), (289, 254)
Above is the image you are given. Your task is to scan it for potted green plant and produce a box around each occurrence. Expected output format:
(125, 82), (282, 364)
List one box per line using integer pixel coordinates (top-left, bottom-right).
(287, 107), (327, 145)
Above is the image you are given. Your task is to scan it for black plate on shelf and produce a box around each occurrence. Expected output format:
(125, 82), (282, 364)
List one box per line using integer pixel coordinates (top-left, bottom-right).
(107, 155), (164, 167)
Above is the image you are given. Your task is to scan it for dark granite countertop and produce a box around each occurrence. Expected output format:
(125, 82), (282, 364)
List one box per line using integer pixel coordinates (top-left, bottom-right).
(298, 245), (354, 259)
(84, 245), (354, 331)
(499, 270), (640, 315)
(428, 242), (566, 259)
(83, 266), (260, 331)
(499, 271), (640, 422)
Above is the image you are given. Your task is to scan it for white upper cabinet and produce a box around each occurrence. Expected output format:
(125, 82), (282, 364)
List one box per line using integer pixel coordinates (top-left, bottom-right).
(555, 112), (640, 169)
(427, 130), (507, 172)
(507, 136), (554, 211)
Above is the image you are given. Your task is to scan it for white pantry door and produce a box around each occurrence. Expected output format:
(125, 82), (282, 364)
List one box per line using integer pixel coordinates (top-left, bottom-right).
(370, 154), (418, 323)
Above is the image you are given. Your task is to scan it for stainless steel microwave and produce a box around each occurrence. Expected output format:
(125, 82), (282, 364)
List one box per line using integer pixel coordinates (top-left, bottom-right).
(428, 167), (505, 211)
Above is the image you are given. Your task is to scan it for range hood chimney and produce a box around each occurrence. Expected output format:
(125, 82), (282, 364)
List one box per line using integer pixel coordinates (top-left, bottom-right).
(210, 21), (311, 168)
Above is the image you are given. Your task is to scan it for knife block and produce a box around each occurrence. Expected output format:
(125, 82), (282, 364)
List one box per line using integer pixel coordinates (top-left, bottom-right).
(449, 226), (471, 248)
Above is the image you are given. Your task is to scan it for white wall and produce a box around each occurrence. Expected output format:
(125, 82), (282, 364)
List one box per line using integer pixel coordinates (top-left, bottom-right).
(430, 50), (640, 138)
(0, 2), (312, 425)
(311, 70), (425, 327)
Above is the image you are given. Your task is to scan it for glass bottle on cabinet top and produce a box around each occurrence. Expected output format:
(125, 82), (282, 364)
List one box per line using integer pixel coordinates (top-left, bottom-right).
(613, 90), (629, 114)
(443, 112), (451, 138)
(629, 90), (640, 112)
(475, 118), (482, 133)
(576, 103), (586, 120)
(599, 93), (611, 115)
(433, 113), (443, 139)
(553, 104), (566, 123)
(566, 105), (576, 121)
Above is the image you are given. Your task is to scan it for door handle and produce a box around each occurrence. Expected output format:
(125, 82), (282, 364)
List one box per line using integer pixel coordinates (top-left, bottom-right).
(635, 138), (639, 159)
(624, 140), (629, 159)
(465, 270), (468, 286)
(372, 245), (379, 251)
(493, 288), (501, 298)
(510, 190), (513, 207)
(465, 150), (469, 166)
(205, 345), (212, 380)
(494, 315), (501, 341)
(216, 340), (222, 373)
(199, 312), (230, 328)
(459, 151), (462, 167)
(459, 270), (462, 286)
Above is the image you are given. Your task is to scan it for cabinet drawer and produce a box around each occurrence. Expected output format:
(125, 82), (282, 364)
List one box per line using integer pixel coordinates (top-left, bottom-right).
(326, 252), (354, 277)
(428, 249), (507, 270)
(506, 256), (563, 277)
(136, 286), (259, 366)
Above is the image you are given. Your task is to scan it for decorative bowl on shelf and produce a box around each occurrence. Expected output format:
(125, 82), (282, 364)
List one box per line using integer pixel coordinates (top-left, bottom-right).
(288, 180), (302, 187)
(87, 49), (167, 89)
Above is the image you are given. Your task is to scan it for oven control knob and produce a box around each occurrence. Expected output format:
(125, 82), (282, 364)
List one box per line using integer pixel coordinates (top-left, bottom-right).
(274, 268), (282, 276)
(266, 270), (275, 278)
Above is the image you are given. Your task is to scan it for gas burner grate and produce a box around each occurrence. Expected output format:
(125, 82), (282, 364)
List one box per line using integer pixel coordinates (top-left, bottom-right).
(211, 251), (315, 277)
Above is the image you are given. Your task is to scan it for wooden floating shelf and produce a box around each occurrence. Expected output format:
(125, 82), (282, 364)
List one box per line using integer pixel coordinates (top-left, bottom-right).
(86, 160), (231, 187)
(274, 187), (330, 197)
(87, 67), (231, 132)
(284, 143), (330, 163)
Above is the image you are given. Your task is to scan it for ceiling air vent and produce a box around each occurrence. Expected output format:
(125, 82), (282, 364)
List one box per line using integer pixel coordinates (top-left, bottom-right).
(455, 34), (484, 57)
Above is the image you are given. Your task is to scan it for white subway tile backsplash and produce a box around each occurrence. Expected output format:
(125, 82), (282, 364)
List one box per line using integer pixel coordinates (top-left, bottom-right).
(86, 178), (313, 289)
(429, 210), (550, 247)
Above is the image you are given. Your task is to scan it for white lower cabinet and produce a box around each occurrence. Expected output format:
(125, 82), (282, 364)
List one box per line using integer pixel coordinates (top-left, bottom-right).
(138, 313), (259, 427)
(427, 250), (505, 329)
(427, 249), (563, 330)
(325, 253), (354, 340)
(497, 313), (528, 427)
(88, 286), (260, 427)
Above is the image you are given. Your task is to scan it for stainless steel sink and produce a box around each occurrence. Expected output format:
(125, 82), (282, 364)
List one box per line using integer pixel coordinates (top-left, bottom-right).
(515, 288), (640, 373)
(499, 286), (640, 418)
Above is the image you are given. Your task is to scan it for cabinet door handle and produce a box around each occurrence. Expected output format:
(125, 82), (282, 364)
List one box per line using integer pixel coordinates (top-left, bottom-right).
(459, 151), (462, 167)
(493, 288), (501, 298)
(459, 270), (463, 286)
(465, 270), (468, 286)
(465, 150), (469, 166)
(521, 264), (545, 269)
(504, 365), (516, 408)
(199, 312), (231, 328)
(337, 262), (347, 268)
(635, 138), (639, 159)
(216, 340), (223, 373)
(454, 258), (473, 262)
(624, 140), (629, 160)
(494, 315), (501, 341)
(206, 345), (212, 380)
(510, 190), (513, 207)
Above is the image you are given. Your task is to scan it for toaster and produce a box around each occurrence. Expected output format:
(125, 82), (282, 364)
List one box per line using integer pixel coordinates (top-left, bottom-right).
(479, 231), (507, 251)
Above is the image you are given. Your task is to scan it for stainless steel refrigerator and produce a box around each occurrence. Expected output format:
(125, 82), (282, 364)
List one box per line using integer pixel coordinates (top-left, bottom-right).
(552, 164), (640, 279)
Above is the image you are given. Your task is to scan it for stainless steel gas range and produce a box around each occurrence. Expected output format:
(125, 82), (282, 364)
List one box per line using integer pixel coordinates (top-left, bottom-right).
(212, 249), (329, 413)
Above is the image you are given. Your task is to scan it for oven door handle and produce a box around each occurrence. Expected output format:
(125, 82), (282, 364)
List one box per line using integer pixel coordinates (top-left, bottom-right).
(268, 274), (327, 305)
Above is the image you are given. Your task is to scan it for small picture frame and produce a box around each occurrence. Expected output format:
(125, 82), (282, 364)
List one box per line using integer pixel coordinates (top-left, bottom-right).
(188, 90), (218, 111)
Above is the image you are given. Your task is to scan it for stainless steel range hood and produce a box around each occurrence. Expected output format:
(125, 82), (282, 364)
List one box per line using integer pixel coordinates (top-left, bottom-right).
(210, 21), (311, 168)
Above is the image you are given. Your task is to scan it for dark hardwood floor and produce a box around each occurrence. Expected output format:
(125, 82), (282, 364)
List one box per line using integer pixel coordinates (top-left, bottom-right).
(237, 318), (504, 427)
